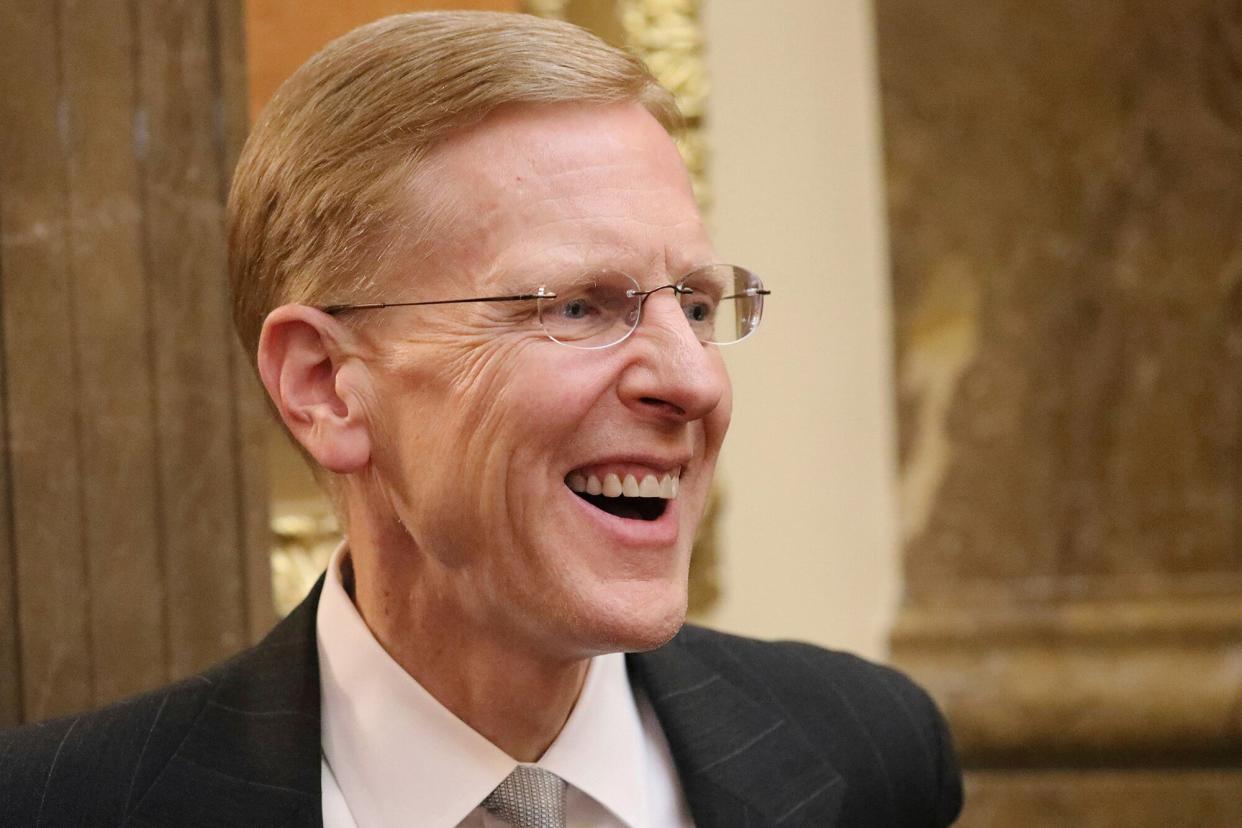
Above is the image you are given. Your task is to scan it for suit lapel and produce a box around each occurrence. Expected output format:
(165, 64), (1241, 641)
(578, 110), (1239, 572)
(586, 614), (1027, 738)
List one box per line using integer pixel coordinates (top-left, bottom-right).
(128, 582), (326, 827)
(125, 584), (842, 826)
(629, 630), (844, 827)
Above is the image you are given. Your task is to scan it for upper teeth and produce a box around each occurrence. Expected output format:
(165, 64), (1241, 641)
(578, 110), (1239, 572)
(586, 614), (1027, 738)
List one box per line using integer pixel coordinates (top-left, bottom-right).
(567, 469), (680, 500)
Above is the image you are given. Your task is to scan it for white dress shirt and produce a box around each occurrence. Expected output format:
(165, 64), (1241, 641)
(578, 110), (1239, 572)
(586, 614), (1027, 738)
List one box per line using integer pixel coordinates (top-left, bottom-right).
(317, 546), (695, 827)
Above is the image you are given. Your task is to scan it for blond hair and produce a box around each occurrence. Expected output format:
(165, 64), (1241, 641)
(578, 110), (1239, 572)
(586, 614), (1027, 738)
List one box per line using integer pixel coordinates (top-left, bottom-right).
(228, 11), (681, 359)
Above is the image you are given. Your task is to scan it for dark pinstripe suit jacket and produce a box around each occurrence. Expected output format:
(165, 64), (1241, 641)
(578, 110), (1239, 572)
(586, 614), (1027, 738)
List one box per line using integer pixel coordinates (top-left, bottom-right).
(0, 582), (962, 827)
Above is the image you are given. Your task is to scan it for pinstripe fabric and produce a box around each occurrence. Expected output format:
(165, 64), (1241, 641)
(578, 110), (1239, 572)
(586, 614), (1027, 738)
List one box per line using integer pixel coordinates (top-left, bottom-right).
(630, 626), (962, 827)
(0, 592), (323, 827)
(0, 579), (961, 827)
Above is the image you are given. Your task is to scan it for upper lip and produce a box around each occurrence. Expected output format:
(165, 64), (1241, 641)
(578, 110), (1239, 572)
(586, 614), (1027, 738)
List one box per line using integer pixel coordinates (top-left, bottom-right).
(566, 453), (691, 476)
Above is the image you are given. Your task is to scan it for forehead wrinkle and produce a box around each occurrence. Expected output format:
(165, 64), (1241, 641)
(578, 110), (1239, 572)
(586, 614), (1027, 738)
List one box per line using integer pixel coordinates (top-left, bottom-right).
(434, 139), (693, 216)
(493, 221), (702, 278)
(483, 213), (714, 296)
(476, 147), (692, 219)
(418, 105), (709, 294)
(528, 157), (666, 186)
(527, 148), (700, 218)
(474, 203), (700, 265)
(434, 202), (712, 298)
(521, 185), (706, 237)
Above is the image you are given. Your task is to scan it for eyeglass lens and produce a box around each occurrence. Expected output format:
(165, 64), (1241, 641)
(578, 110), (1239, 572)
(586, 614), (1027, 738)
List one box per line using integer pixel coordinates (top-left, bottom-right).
(537, 265), (765, 349)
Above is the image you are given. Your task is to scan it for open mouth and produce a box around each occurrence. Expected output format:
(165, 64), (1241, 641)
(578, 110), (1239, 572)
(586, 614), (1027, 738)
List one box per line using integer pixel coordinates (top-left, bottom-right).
(565, 468), (679, 522)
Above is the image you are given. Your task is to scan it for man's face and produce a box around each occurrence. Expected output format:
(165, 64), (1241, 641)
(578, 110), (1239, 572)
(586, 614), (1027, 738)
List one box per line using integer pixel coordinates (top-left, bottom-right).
(359, 102), (731, 659)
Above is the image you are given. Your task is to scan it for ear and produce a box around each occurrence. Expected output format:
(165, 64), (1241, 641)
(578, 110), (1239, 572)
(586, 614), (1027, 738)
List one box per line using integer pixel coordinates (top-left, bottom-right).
(257, 304), (372, 474)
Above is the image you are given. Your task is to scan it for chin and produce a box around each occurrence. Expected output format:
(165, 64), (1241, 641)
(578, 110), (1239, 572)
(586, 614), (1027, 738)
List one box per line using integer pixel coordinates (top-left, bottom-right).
(616, 610), (686, 653)
(567, 578), (689, 655)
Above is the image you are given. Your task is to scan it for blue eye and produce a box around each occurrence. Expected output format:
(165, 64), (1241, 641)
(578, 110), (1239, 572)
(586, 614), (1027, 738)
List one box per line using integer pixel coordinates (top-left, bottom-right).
(560, 298), (596, 320)
(683, 300), (714, 323)
(537, 272), (643, 347)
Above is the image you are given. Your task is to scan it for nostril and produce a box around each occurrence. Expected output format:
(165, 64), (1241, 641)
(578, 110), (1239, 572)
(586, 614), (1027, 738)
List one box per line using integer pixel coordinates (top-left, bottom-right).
(639, 397), (686, 416)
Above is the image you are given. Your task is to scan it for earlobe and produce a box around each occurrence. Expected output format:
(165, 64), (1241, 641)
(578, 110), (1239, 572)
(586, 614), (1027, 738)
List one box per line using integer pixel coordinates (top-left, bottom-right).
(257, 305), (372, 474)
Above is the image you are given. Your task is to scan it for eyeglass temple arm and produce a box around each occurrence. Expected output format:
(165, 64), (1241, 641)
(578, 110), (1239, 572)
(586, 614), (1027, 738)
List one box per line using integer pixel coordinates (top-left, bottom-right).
(321, 291), (556, 315)
(321, 286), (769, 315)
(720, 288), (772, 299)
(629, 284), (771, 299)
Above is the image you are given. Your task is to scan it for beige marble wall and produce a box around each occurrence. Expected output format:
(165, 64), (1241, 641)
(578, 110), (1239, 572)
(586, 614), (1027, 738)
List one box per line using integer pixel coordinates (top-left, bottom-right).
(702, 0), (900, 661)
(877, 0), (1242, 823)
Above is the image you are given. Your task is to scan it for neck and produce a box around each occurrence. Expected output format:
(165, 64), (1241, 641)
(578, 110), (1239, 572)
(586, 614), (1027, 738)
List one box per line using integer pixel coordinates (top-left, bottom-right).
(344, 526), (588, 762)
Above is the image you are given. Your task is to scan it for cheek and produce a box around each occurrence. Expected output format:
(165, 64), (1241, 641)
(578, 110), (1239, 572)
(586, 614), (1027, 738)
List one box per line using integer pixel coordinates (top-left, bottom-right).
(384, 343), (595, 494)
(500, 350), (620, 438)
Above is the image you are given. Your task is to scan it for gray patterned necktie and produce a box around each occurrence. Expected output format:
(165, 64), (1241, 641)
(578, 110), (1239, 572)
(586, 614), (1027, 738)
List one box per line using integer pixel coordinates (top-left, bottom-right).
(482, 765), (568, 828)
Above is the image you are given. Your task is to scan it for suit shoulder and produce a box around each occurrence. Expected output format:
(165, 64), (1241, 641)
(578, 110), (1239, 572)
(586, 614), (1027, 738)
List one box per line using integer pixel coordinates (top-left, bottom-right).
(0, 672), (215, 824)
(674, 625), (964, 826)
(676, 623), (914, 695)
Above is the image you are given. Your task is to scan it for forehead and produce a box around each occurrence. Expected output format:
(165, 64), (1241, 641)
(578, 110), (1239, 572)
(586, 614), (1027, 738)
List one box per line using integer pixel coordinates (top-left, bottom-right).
(412, 102), (712, 289)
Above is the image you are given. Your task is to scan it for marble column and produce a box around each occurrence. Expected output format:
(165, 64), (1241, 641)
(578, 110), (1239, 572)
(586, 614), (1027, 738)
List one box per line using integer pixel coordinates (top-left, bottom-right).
(876, 0), (1242, 824)
(0, 0), (272, 725)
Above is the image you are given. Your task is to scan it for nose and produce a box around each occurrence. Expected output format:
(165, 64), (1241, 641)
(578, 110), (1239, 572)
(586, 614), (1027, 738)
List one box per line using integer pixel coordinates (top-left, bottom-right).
(616, 291), (727, 422)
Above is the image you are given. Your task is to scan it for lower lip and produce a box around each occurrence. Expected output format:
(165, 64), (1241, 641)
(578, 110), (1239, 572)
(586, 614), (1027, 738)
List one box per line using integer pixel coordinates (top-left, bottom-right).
(565, 485), (681, 548)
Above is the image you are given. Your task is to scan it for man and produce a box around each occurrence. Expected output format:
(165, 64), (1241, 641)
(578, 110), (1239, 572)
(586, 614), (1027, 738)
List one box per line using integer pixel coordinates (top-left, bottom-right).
(1, 12), (961, 827)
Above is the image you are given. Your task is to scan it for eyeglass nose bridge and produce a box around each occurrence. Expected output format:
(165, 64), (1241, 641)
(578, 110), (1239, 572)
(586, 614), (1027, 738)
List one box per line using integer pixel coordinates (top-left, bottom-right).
(625, 282), (693, 304)
(621, 282), (697, 341)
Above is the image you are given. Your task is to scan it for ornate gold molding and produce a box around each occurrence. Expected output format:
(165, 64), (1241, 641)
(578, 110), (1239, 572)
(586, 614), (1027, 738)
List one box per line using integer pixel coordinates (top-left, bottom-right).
(617, 0), (709, 211)
(520, 0), (569, 20)
(270, 509), (339, 617)
(523, 0), (710, 213)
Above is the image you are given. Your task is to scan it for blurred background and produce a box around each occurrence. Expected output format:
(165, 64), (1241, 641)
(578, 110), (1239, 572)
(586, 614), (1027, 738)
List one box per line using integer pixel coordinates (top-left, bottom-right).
(2, 0), (1240, 824)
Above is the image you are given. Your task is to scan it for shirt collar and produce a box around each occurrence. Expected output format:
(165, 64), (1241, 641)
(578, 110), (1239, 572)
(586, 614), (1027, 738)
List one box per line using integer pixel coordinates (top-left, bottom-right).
(317, 544), (646, 827)
(541, 645), (646, 827)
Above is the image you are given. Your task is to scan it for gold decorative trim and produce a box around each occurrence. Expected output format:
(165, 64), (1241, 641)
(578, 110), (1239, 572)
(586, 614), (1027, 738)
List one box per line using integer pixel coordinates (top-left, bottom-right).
(524, 0), (710, 213)
(519, 0), (568, 20)
(618, 0), (709, 212)
(270, 509), (339, 616)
